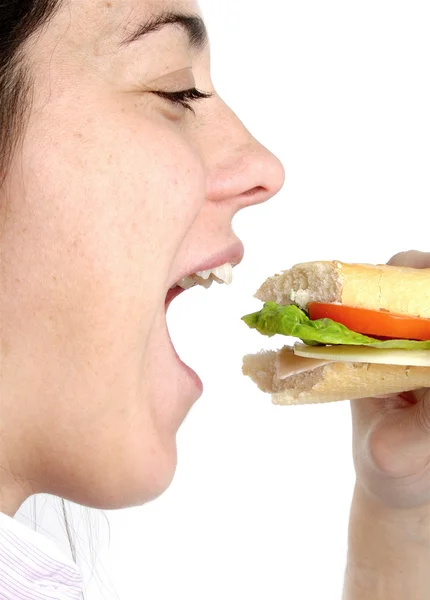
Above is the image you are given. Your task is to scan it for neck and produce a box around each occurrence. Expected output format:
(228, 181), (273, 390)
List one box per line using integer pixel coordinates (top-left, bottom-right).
(0, 416), (32, 515)
(0, 473), (30, 517)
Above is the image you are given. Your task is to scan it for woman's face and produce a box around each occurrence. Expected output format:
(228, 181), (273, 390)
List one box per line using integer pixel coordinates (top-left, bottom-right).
(0, 0), (284, 511)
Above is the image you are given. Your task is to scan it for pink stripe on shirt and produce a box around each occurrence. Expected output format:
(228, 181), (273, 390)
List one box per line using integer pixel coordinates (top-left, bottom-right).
(0, 512), (82, 600)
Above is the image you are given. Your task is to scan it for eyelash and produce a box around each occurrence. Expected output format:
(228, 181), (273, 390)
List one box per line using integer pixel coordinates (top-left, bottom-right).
(153, 88), (213, 113)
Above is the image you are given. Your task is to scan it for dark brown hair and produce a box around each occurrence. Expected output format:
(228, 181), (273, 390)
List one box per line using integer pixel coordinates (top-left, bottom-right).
(0, 0), (61, 184)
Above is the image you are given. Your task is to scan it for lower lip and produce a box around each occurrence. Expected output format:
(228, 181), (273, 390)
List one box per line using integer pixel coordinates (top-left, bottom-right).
(165, 287), (203, 394)
(177, 355), (203, 393)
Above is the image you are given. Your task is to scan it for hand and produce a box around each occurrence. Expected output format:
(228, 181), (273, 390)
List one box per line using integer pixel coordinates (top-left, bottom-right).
(350, 251), (430, 510)
(345, 250), (430, 599)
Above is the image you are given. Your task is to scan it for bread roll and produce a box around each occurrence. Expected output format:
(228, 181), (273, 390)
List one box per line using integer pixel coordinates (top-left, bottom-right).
(255, 261), (430, 319)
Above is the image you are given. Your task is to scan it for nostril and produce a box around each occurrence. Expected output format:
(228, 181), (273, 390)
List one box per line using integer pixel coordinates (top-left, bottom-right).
(241, 186), (266, 199)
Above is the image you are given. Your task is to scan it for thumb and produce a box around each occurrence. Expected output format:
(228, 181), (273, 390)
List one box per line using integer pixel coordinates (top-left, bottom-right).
(388, 250), (430, 268)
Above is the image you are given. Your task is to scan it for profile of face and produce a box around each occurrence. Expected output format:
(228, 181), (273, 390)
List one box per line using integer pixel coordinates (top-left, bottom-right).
(0, 0), (284, 512)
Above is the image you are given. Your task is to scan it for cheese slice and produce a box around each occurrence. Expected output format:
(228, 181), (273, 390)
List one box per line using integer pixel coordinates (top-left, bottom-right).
(276, 346), (332, 379)
(294, 343), (430, 367)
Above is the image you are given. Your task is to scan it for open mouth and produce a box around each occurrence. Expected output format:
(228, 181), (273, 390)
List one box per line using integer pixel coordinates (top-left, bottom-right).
(164, 262), (236, 391)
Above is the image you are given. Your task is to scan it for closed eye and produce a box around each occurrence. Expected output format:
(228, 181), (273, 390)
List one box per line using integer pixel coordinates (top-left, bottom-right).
(153, 87), (212, 113)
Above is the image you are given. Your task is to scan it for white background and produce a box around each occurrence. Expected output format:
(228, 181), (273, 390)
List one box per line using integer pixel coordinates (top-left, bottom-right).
(18, 1), (430, 599)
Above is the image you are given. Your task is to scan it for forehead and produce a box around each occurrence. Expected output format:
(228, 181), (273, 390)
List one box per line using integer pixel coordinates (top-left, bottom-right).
(62, 0), (202, 29)
(39, 0), (203, 63)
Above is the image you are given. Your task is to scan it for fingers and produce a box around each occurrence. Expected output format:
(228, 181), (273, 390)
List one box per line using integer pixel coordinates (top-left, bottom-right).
(413, 388), (430, 438)
(350, 396), (388, 436)
(388, 250), (430, 268)
(350, 390), (429, 444)
(379, 389), (430, 476)
(351, 390), (430, 481)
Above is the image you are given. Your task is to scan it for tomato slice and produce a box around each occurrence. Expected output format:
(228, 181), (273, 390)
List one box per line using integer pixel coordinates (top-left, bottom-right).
(307, 303), (430, 341)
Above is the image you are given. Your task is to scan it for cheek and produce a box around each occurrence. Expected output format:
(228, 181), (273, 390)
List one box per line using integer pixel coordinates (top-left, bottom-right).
(8, 100), (205, 324)
(8, 97), (207, 370)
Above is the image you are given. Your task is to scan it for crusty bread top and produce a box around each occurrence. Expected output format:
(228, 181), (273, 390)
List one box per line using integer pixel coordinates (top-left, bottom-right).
(255, 261), (430, 319)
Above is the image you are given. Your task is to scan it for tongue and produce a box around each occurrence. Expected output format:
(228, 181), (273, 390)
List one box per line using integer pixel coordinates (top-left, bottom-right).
(165, 287), (185, 309)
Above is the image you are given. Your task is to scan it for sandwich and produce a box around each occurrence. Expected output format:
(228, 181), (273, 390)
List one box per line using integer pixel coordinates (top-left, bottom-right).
(242, 261), (430, 405)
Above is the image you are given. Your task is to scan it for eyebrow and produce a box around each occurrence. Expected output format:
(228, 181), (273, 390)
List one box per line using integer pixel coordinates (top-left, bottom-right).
(121, 11), (208, 51)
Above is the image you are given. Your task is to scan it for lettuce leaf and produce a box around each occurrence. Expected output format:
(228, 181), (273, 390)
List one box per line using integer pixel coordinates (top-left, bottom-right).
(242, 302), (430, 350)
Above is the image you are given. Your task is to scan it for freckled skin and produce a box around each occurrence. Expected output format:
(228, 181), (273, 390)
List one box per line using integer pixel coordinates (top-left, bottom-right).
(0, 0), (284, 514)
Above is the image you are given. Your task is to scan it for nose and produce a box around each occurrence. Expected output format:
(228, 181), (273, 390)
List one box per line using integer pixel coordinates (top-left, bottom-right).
(202, 102), (285, 211)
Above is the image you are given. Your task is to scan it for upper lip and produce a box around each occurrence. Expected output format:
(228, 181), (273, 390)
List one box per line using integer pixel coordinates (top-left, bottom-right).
(169, 240), (245, 289)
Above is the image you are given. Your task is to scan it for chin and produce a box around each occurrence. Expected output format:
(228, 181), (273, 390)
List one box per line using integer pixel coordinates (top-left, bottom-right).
(61, 433), (179, 511)
(59, 305), (203, 510)
(121, 447), (179, 509)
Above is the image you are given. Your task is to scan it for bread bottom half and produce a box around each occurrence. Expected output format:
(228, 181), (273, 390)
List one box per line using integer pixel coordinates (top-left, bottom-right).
(242, 349), (430, 405)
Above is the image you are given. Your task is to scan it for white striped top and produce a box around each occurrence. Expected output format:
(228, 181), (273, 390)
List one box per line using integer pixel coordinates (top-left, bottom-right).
(0, 512), (83, 600)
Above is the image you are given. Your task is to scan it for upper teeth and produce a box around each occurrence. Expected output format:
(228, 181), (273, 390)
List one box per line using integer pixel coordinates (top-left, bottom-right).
(176, 263), (233, 290)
